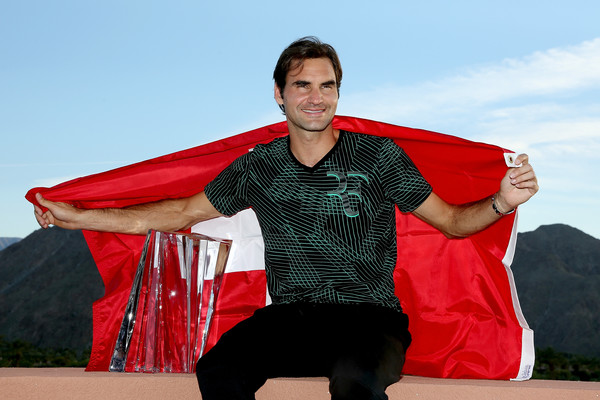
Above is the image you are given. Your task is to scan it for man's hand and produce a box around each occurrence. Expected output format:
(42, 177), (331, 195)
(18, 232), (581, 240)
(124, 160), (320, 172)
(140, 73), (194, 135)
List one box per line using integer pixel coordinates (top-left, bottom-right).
(34, 193), (83, 230)
(494, 154), (539, 213)
(412, 153), (539, 238)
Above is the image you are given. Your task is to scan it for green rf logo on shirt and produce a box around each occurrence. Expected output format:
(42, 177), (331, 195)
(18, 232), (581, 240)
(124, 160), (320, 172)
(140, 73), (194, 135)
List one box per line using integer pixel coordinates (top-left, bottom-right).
(326, 171), (369, 218)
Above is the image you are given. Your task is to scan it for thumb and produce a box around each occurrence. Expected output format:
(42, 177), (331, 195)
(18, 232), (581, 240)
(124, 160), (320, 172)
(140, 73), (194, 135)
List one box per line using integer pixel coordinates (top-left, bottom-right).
(35, 192), (61, 213)
(35, 192), (50, 209)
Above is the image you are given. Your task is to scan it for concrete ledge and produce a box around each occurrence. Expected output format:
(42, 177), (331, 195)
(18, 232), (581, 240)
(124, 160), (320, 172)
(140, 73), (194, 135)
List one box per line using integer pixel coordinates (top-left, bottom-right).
(1, 368), (599, 399)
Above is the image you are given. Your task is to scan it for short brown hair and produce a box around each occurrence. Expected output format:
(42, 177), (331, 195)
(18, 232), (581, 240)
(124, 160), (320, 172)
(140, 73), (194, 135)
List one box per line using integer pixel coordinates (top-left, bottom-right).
(273, 36), (342, 111)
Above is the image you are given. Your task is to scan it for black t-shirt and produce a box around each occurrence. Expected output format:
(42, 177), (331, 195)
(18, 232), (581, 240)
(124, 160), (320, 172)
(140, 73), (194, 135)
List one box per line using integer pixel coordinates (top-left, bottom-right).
(205, 130), (432, 311)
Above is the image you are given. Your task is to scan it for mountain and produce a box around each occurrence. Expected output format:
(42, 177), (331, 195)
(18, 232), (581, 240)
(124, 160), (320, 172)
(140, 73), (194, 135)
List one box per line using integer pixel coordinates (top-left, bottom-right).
(511, 224), (600, 357)
(0, 223), (598, 358)
(0, 237), (21, 251)
(0, 227), (103, 351)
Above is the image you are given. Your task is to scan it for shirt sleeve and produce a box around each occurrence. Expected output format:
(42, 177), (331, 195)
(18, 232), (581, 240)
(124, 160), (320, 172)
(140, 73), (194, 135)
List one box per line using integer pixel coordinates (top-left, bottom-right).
(204, 152), (252, 217)
(379, 138), (432, 213)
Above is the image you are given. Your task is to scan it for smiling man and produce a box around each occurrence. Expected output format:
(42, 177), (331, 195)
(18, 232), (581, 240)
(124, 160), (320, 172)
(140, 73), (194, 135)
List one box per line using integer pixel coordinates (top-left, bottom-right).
(34, 36), (538, 400)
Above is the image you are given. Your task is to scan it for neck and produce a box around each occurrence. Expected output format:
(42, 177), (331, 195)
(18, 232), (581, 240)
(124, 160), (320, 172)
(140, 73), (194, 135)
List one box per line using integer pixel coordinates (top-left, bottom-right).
(289, 127), (340, 168)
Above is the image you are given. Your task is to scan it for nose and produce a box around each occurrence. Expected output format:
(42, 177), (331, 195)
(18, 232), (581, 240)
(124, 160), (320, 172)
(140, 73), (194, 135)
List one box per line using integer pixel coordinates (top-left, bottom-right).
(307, 87), (323, 104)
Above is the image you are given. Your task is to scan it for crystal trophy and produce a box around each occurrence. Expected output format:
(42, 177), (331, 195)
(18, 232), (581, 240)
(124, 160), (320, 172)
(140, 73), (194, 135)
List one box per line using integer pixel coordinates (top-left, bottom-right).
(109, 230), (231, 373)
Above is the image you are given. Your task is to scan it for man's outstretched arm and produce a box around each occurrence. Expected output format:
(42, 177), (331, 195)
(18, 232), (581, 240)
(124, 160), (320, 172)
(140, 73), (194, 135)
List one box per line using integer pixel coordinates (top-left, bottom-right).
(412, 153), (539, 238)
(33, 191), (223, 235)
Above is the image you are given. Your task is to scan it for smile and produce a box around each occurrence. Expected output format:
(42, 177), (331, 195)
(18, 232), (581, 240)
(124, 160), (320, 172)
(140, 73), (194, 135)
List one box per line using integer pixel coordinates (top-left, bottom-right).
(302, 109), (325, 114)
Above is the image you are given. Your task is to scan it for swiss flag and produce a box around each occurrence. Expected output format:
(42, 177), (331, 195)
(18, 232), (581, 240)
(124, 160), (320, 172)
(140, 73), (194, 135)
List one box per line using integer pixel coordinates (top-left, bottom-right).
(26, 116), (533, 380)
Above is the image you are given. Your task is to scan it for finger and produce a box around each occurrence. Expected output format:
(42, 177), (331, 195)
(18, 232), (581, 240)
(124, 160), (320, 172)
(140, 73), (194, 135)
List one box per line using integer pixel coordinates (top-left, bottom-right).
(515, 153), (529, 166)
(512, 176), (539, 194)
(34, 211), (46, 228)
(512, 172), (537, 188)
(513, 177), (539, 189)
(34, 209), (50, 228)
(509, 164), (534, 180)
(44, 211), (55, 226)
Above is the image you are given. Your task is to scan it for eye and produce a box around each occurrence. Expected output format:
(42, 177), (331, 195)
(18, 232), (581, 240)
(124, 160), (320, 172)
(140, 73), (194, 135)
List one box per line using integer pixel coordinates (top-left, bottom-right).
(294, 81), (310, 90)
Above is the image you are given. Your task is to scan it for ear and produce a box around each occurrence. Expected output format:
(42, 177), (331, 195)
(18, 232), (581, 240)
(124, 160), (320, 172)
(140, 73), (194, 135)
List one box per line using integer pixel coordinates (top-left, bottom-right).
(274, 83), (284, 106)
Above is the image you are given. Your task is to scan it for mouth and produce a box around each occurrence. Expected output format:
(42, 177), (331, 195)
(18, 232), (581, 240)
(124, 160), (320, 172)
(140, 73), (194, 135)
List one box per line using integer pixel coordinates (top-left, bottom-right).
(302, 108), (325, 115)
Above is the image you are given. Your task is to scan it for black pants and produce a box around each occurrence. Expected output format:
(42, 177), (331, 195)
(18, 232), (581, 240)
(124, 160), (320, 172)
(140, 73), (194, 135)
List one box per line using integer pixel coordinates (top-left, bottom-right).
(196, 303), (411, 400)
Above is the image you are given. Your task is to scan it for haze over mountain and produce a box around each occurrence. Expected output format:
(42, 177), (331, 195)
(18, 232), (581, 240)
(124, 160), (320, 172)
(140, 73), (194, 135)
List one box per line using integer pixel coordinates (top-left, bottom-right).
(0, 238), (21, 251)
(0, 223), (598, 358)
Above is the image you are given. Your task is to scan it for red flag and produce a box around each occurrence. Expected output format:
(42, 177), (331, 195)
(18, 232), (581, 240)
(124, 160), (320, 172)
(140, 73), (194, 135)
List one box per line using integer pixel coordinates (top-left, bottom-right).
(25, 116), (533, 380)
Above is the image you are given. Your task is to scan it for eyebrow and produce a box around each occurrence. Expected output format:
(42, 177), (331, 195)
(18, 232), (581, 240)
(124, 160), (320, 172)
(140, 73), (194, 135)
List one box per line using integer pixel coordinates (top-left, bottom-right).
(292, 79), (336, 86)
(292, 80), (310, 86)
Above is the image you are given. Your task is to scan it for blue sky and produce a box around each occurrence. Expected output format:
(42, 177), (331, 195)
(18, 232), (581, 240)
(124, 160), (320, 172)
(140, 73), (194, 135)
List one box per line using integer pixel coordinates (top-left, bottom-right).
(1, 0), (599, 239)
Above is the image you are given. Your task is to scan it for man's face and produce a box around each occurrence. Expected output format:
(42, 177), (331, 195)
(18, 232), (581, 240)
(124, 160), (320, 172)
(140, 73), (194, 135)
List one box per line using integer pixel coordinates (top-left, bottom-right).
(274, 57), (339, 135)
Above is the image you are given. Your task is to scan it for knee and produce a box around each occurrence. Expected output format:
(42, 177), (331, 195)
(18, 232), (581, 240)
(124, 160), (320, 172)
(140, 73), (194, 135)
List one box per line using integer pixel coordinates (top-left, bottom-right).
(329, 374), (387, 400)
(195, 356), (237, 399)
(195, 352), (232, 391)
(195, 355), (267, 399)
(195, 356), (213, 391)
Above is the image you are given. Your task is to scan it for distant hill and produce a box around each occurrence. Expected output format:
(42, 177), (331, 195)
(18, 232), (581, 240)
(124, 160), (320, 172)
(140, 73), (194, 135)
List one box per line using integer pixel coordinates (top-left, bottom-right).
(0, 223), (598, 358)
(0, 227), (103, 351)
(0, 237), (21, 251)
(511, 224), (600, 357)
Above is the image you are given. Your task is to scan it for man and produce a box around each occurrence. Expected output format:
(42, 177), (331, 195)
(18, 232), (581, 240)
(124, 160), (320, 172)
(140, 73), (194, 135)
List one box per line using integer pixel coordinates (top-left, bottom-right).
(34, 37), (538, 400)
